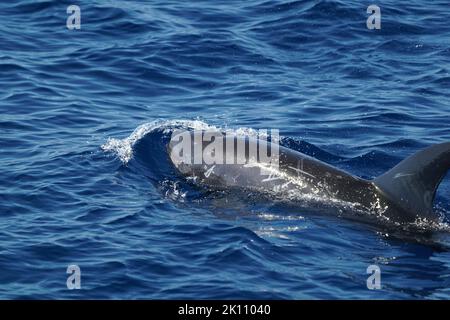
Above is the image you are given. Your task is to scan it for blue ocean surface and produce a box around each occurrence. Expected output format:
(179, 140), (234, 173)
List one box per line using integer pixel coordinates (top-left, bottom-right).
(1, 0), (450, 299)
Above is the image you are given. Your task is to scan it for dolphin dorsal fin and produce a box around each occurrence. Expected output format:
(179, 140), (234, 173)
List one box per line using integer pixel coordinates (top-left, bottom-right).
(374, 142), (450, 220)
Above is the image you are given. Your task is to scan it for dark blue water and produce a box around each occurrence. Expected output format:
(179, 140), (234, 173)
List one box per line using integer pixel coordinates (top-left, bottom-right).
(1, 0), (450, 299)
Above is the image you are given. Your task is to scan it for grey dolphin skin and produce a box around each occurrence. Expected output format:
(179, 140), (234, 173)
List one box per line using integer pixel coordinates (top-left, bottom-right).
(168, 131), (450, 223)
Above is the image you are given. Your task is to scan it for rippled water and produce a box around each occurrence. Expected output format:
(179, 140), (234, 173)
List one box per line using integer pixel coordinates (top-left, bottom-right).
(1, 0), (450, 299)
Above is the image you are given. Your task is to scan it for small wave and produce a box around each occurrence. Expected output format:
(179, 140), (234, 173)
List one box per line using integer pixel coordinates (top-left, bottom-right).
(101, 119), (215, 163)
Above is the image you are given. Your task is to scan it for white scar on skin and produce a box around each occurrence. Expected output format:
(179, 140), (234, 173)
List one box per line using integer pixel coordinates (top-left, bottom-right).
(288, 166), (317, 179)
(393, 172), (414, 179)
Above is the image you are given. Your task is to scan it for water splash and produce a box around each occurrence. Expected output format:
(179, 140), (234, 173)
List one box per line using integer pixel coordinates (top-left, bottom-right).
(101, 119), (216, 163)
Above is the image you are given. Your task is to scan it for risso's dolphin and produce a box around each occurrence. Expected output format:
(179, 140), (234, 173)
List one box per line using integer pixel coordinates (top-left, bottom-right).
(168, 130), (450, 223)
